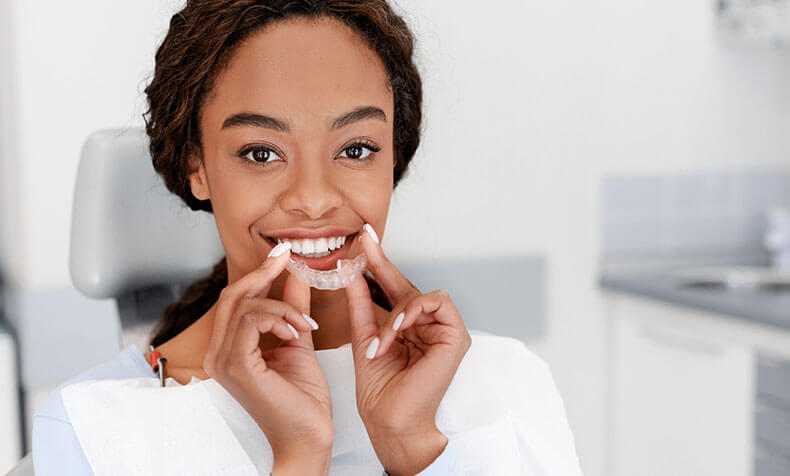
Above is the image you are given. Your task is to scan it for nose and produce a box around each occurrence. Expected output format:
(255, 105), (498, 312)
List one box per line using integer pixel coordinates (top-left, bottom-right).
(279, 154), (343, 219)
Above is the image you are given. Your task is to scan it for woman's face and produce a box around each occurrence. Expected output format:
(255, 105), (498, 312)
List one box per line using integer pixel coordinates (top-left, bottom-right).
(188, 16), (395, 287)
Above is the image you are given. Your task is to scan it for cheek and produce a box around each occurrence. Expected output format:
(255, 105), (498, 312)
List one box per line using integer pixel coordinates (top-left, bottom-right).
(210, 170), (279, 242)
(345, 166), (393, 221)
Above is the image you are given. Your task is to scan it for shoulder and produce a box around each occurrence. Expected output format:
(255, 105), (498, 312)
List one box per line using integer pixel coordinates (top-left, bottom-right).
(34, 344), (151, 423)
(463, 329), (561, 421)
(466, 329), (548, 376)
(464, 331), (584, 475)
(32, 345), (153, 475)
(465, 330), (559, 409)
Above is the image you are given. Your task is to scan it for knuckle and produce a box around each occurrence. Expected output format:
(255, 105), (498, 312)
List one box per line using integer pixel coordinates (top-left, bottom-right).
(459, 330), (472, 352)
(315, 427), (335, 449)
(218, 286), (232, 301)
(239, 295), (260, 312)
(226, 362), (245, 381)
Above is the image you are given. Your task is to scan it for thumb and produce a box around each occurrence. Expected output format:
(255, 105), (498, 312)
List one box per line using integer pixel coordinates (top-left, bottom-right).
(282, 271), (315, 350)
(344, 272), (379, 359)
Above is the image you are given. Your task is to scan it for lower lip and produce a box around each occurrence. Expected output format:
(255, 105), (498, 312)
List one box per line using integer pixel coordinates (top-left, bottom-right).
(267, 233), (358, 271)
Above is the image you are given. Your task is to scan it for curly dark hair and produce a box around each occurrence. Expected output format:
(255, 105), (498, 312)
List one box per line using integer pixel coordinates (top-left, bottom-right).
(143, 0), (423, 348)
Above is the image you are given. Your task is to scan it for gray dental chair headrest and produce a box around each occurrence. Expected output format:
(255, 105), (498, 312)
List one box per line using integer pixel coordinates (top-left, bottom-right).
(69, 128), (224, 324)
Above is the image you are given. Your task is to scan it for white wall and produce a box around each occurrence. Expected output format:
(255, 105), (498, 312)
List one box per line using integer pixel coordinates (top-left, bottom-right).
(0, 0), (184, 288)
(2, 0), (790, 475)
(0, 0), (20, 281)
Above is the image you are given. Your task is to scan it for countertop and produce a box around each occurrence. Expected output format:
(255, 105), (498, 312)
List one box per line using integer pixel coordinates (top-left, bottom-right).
(599, 251), (790, 331)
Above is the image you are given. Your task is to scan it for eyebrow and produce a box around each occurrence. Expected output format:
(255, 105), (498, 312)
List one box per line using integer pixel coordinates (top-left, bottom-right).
(221, 106), (387, 132)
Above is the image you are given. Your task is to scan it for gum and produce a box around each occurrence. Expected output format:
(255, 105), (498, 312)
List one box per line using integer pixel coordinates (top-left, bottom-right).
(286, 253), (367, 290)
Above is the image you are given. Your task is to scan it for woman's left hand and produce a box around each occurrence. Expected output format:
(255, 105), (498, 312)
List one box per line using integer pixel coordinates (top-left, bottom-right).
(344, 225), (472, 476)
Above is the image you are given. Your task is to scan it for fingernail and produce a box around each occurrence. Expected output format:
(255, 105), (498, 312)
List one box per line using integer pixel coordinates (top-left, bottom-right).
(287, 323), (299, 339)
(363, 223), (379, 245)
(365, 337), (380, 359)
(268, 241), (291, 258)
(392, 312), (405, 331)
(302, 313), (319, 330)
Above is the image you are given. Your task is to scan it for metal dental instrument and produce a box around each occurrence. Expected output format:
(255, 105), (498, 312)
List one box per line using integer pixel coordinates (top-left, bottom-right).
(148, 345), (168, 387)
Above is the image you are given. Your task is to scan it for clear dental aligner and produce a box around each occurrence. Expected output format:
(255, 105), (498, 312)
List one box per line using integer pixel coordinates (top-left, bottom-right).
(287, 253), (367, 290)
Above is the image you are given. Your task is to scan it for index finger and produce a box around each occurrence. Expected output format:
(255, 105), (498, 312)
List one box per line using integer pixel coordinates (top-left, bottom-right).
(281, 271), (315, 350)
(358, 223), (420, 307)
(207, 242), (292, 361)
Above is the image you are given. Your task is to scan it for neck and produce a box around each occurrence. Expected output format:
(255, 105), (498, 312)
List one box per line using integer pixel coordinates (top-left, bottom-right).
(148, 273), (388, 382)
(265, 269), (358, 350)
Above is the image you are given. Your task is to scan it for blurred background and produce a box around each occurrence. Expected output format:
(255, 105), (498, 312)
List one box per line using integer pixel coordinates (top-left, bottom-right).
(2, 0), (790, 475)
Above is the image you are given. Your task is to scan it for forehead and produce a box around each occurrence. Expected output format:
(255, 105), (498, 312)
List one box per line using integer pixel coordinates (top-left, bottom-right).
(205, 16), (393, 127)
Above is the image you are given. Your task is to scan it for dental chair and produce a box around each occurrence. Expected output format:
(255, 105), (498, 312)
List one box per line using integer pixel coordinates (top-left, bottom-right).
(6, 127), (546, 476)
(6, 128), (224, 476)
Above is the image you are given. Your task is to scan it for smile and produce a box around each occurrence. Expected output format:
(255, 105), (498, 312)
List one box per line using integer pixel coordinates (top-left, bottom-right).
(264, 233), (357, 258)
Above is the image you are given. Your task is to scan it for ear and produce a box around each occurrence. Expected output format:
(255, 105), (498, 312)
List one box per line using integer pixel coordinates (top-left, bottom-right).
(186, 154), (210, 201)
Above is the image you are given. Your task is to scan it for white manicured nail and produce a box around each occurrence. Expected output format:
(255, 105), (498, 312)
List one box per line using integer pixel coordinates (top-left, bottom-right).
(287, 323), (299, 339)
(365, 337), (380, 359)
(302, 313), (319, 330)
(392, 312), (405, 331)
(363, 223), (379, 245)
(268, 241), (291, 257)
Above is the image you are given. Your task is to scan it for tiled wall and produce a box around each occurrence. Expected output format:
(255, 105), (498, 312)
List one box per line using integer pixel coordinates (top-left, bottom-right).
(602, 171), (790, 255)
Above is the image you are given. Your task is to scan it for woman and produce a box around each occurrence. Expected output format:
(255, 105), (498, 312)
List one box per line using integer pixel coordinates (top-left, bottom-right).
(32, 1), (584, 474)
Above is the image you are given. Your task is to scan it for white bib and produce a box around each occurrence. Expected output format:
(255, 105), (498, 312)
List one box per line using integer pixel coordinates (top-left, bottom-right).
(61, 336), (526, 475)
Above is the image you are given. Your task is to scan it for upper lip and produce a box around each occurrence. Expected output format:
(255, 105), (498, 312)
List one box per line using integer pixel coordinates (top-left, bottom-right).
(263, 227), (359, 241)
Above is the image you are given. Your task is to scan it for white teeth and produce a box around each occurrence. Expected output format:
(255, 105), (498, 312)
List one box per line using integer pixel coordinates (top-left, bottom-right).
(316, 237), (328, 253)
(272, 234), (351, 257)
(301, 239), (315, 254)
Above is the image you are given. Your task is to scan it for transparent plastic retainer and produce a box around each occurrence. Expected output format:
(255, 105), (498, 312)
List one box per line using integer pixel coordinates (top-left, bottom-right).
(286, 253), (367, 290)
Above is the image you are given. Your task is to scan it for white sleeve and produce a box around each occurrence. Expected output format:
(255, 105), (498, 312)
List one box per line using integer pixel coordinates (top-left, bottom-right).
(415, 335), (584, 475)
(32, 415), (94, 476)
(418, 418), (539, 475)
(492, 338), (585, 476)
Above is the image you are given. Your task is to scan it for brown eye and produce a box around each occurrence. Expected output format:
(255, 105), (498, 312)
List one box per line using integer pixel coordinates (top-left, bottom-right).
(240, 146), (282, 164)
(346, 145), (364, 159)
(252, 149), (270, 161)
(338, 141), (380, 160)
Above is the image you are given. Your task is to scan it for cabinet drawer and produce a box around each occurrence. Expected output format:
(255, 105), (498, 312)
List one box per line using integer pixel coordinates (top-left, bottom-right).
(756, 403), (790, 452)
(757, 358), (790, 410)
(612, 315), (752, 476)
(755, 451), (790, 476)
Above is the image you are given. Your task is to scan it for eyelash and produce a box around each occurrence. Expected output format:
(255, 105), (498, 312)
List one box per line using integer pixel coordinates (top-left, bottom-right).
(237, 140), (382, 167)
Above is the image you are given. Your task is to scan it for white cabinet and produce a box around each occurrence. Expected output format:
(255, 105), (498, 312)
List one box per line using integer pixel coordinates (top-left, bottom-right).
(608, 295), (754, 476)
(605, 293), (790, 476)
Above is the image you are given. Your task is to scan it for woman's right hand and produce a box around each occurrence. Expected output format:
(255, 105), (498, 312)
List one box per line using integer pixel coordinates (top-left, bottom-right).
(202, 243), (333, 473)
